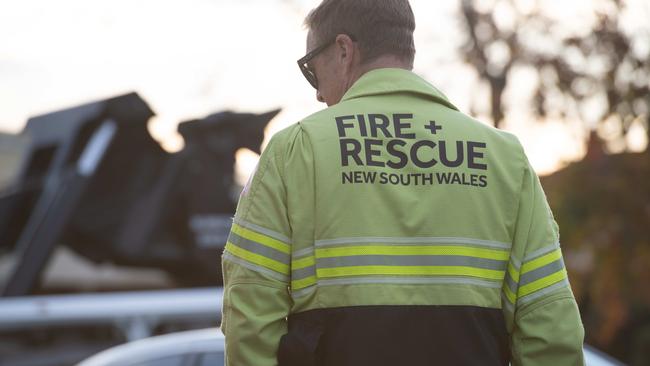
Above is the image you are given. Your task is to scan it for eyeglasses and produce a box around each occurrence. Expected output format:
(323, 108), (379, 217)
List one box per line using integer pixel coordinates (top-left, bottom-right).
(297, 35), (356, 90)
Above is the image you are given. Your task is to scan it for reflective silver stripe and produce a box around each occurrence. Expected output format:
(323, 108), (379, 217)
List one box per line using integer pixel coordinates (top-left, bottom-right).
(504, 270), (518, 295)
(291, 276), (501, 297)
(291, 285), (316, 298)
(316, 276), (502, 288)
(228, 231), (290, 265)
(517, 278), (570, 306)
(523, 242), (560, 262)
(315, 236), (510, 249)
(519, 258), (565, 286)
(233, 218), (291, 244)
(222, 252), (289, 281)
(293, 247), (314, 258)
(290, 275), (503, 298)
(509, 256), (521, 271)
(316, 255), (507, 271)
(292, 266), (316, 280)
(501, 292), (515, 312)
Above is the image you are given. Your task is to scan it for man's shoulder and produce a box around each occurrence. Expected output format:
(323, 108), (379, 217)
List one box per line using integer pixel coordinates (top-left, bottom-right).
(266, 105), (354, 157)
(465, 114), (522, 149)
(438, 109), (528, 173)
(296, 102), (355, 128)
(266, 105), (350, 146)
(264, 123), (302, 158)
(270, 122), (302, 143)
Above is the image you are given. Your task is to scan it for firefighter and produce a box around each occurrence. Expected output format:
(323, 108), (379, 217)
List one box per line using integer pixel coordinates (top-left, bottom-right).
(221, 0), (585, 365)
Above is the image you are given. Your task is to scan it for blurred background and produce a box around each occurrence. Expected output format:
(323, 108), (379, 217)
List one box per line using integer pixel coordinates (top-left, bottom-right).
(0, 0), (648, 365)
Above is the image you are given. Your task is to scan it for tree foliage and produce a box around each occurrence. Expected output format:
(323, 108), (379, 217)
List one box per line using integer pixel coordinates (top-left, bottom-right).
(460, 0), (650, 152)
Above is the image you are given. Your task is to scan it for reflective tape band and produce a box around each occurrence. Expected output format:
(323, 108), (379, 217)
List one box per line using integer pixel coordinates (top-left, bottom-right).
(503, 283), (517, 305)
(501, 292), (515, 312)
(316, 255), (506, 271)
(225, 242), (289, 275)
(317, 265), (505, 280)
(506, 262), (520, 285)
(296, 242), (510, 289)
(509, 255), (521, 271)
(293, 247), (314, 258)
(228, 231), (289, 265)
(521, 248), (562, 274)
(291, 285), (317, 298)
(234, 218), (291, 244)
(291, 276), (317, 290)
(519, 258), (565, 286)
(502, 246), (568, 307)
(518, 268), (567, 298)
(292, 256), (315, 270)
(316, 276), (502, 288)
(231, 223), (290, 254)
(222, 252), (289, 282)
(315, 236), (510, 249)
(503, 260), (519, 305)
(523, 242), (560, 262)
(291, 255), (316, 291)
(518, 278), (570, 306)
(290, 275), (502, 299)
(315, 245), (509, 261)
(292, 266), (316, 280)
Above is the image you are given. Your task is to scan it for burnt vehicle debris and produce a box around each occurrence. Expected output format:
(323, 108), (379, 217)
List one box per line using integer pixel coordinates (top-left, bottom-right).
(0, 93), (279, 297)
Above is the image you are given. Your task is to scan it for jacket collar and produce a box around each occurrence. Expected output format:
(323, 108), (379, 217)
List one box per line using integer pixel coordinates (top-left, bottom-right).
(340, 68), (459, 111)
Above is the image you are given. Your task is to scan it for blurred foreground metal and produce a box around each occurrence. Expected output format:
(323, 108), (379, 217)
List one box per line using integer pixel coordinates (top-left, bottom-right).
(0, 287), (223, 366)
(0, 287), (223, 341)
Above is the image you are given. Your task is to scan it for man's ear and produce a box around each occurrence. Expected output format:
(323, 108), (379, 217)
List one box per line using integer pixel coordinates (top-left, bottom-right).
(335, 34), (356, 65)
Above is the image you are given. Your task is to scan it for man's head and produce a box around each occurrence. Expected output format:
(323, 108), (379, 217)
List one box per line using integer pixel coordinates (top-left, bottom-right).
(301, 0), (416, 106)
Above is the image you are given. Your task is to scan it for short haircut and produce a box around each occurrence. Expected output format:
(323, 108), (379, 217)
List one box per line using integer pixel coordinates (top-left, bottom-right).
(304, 0), (416, 66)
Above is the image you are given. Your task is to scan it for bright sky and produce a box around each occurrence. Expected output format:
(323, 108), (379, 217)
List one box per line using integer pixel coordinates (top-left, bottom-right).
(1, 0), (647, 178)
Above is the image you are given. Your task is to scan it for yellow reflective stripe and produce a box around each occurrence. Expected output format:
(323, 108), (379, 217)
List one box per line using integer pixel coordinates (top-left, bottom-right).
(315, 246), (508, 260)
(292, 256), (315, 270)
(231, 223), (290, 254)
(291, 276), (317, 290)
(503, 283), (517, 304)
(225, 242), (289, 275)
(521, 248), (562, 274)
(507, 262), (520, 283)
(518, 268), (567, 297)
(317, 266), (505, 280)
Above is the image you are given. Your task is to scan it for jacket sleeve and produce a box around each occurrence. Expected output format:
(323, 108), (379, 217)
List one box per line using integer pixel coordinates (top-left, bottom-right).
(221, 133), (292, 366)
(504, 156), (585, 366)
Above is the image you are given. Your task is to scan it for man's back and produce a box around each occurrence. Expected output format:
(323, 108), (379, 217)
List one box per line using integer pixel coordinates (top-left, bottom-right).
(222, 68), (584, 366)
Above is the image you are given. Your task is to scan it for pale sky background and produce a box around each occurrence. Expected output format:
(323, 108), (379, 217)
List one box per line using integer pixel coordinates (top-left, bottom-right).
(1, 0), (648, 180)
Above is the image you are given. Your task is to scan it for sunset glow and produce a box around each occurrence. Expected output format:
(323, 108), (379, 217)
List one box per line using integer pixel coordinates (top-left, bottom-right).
(1, 0), (647, 180)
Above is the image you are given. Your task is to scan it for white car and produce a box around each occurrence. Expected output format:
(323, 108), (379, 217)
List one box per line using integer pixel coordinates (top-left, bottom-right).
(77, 328), (225, 366)
(584, 345), (626, 366)
(77, 328), (623, 366)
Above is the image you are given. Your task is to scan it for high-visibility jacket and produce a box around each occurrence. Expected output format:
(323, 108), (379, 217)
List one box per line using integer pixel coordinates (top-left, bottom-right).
(221, 68), (585, 366)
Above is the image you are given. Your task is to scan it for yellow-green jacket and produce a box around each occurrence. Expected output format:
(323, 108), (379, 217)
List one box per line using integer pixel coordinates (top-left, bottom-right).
(221, 68), (585, 366)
